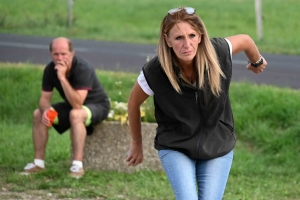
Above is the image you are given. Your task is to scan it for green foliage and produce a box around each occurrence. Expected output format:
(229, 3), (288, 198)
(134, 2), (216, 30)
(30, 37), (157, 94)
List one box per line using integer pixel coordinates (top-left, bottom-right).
(230, 83), (300, 166)
(0, 0), (300, 54)
(0, 64), (300, 199)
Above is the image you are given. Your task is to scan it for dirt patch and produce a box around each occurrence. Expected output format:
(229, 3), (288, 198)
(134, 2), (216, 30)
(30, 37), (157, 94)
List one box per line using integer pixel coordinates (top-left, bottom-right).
(1, 186), (105, 200)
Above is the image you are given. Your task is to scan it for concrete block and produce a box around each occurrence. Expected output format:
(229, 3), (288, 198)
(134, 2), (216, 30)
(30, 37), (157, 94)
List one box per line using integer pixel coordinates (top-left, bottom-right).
(83, 121), (163, 172)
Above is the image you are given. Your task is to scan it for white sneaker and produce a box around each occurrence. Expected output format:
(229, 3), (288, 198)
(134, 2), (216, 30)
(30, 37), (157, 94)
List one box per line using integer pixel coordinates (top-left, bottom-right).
(20, 163), (45, 175)
(69, 165), (85, 178)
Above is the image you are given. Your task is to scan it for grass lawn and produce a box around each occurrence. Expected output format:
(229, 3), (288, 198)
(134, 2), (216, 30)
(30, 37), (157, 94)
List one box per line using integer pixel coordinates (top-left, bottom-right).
(0, 64), (299, 199)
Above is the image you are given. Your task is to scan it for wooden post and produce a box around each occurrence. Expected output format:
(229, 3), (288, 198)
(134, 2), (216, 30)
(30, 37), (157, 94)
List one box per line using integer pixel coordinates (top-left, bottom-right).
(255, 0), (263, 41)
(67, 0), (73, 27)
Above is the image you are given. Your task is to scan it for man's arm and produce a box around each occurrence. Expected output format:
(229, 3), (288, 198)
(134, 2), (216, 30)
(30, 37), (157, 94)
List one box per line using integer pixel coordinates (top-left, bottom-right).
(55, 59), (88, 109)
(59, 77), (88, 109)
(39, 91), (53, 113)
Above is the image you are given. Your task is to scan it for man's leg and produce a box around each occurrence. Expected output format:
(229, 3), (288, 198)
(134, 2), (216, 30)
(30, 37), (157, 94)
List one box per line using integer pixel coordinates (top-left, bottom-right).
(21, 109), (48, 174)
(33, 109), (49, 160)
(69, 108), (88, 161)
(69, 107), (89, 178)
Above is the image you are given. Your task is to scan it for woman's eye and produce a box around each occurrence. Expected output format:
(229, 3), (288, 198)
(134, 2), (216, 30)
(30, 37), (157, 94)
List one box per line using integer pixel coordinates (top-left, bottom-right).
(190, 34), (196, 38)
(175, 36), (182, 40)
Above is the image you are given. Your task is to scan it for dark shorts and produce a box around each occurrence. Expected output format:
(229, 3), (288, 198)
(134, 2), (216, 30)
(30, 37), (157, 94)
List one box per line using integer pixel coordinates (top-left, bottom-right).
(51, 102), (109, 135)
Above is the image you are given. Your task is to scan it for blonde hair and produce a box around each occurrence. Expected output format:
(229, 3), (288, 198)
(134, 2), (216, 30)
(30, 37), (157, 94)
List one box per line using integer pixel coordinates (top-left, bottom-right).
(157, 7), (225, 96)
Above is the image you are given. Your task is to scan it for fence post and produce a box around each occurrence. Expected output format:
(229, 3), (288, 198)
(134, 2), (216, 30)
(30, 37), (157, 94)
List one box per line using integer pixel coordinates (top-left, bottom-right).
(67, 0), (73, 27)
(255, 0), (263, 41)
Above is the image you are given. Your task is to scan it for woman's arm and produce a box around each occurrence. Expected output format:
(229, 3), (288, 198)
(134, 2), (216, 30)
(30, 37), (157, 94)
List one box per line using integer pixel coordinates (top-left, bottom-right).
(126, 81), (149, 166)
(226, 34), (267, 74)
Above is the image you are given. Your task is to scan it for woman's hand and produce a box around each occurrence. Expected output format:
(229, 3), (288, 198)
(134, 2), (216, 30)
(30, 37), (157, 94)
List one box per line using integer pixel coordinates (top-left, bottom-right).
(247, 56), (267, 74)
(126, 140), (144, 166)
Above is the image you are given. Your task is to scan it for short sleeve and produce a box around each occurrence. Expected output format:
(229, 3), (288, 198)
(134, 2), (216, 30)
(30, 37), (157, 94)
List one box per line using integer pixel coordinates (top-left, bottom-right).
(42, 64), (54, 92)
(137, 71), (154, 96)
(70, 65), (94, 90)
(224, 38), (232, 59)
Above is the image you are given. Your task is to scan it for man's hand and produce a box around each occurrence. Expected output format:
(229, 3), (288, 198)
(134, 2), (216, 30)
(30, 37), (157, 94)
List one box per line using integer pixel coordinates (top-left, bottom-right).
(41, 108), (52, 126)
(55, 60), (69, 80)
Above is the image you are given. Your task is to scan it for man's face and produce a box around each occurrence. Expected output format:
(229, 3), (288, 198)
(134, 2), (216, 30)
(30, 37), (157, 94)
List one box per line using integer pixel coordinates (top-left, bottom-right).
(50, 40), (74, 70)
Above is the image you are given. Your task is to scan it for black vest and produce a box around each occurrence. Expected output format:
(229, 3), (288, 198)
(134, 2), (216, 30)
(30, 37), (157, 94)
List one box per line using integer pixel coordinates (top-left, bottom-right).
(143, 38), (236, 159)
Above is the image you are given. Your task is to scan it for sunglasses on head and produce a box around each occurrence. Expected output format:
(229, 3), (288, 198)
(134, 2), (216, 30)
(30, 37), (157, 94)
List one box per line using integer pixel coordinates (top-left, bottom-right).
(168, 7), (195, 15)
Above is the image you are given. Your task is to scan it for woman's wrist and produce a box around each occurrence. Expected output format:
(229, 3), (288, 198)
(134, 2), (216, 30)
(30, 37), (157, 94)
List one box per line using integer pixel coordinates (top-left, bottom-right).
(249, 55), (263, 67)
(131, 138), (142, 143)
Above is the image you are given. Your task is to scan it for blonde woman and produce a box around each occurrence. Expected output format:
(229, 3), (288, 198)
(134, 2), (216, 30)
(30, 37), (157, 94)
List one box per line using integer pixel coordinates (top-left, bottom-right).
(126, 6), (267, 200)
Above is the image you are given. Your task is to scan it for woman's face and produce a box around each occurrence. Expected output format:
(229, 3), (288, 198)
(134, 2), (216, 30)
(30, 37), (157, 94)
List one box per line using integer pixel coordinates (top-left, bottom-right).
(164, 22), (201, 65)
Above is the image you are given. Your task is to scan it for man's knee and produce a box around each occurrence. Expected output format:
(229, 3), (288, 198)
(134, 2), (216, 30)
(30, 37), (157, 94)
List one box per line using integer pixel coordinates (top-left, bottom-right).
(33, 109), (42, 121)
(69, 108), (87, 124)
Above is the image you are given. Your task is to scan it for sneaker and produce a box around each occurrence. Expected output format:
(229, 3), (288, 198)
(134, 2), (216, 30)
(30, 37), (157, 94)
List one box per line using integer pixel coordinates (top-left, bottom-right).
(69, 165), (85, 178)
(20, 163), (45, 175)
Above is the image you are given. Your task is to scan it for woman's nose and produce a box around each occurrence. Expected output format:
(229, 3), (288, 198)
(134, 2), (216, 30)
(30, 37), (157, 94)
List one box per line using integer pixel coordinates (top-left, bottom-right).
(183, 39), (190, 48)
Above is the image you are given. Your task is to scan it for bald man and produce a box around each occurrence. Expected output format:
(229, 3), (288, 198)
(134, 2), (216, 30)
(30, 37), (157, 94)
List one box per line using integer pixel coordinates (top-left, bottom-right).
(21, 37), (110, 178)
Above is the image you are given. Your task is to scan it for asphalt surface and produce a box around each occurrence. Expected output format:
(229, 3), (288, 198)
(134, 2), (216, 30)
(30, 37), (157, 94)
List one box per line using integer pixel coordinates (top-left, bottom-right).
(0, 33), (299, 89)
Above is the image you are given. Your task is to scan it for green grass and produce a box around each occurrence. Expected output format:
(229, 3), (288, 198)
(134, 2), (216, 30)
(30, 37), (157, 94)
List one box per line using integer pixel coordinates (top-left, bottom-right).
(0, 63), (300, 199)
(0, 0), (300, 55)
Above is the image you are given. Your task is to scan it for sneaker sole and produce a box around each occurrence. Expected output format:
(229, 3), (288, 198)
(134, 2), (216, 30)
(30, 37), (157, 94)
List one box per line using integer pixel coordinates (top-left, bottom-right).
(69, 174), (84, 178)
(20, 169), (45, 175)
(20, 171), (31, 176)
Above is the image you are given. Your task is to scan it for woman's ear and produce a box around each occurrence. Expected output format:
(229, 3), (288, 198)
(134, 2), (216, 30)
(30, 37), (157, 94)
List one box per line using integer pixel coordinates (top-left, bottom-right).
(164, 34), (172, 47)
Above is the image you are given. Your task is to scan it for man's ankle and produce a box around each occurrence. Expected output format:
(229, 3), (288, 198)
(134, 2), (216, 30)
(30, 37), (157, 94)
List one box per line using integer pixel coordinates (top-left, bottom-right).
(34, 159), (45, 168)
(72, 160), (83, 168)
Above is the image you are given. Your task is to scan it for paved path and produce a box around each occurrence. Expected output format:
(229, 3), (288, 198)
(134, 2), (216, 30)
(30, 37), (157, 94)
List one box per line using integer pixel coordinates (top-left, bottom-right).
(0, 33), (299, 89)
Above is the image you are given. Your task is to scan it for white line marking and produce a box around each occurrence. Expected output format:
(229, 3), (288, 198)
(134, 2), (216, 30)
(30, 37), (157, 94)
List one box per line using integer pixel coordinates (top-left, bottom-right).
(0, 41), (88, 52)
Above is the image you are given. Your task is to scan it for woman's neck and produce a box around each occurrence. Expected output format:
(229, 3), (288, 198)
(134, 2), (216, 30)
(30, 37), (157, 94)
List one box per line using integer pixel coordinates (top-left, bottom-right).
(177, 58), (196, 83)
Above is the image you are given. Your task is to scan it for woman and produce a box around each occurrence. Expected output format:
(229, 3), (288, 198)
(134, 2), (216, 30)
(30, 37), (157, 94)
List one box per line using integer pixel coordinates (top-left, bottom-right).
(126, 6), (267, 200)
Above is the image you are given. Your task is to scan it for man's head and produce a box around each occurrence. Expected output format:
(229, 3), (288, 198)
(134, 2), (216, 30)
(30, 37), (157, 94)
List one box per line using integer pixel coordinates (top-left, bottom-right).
(49, 37), (75, 70)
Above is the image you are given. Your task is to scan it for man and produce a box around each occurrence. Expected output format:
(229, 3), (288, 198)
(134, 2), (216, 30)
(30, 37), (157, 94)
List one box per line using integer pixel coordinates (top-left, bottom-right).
(21, 37), (110, 178)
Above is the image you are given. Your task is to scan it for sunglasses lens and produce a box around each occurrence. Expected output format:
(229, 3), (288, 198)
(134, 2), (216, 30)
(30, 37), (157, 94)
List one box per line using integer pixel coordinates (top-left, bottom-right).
(185, 7), (195, 14)
(168, 7), (195, 15)
(168, 8), (179, 14)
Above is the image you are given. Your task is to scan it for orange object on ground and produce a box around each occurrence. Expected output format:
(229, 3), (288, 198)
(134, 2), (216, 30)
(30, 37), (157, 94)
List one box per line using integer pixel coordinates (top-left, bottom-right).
(47, 109), (58, 127)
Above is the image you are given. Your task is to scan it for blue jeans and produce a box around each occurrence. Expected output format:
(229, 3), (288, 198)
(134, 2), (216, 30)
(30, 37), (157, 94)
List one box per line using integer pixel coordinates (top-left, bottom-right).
(158, 149), (233, 200)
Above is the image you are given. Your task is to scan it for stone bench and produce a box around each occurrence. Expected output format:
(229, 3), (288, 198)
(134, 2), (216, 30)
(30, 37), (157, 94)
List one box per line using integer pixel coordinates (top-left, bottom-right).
(83, 121), (163, 173)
